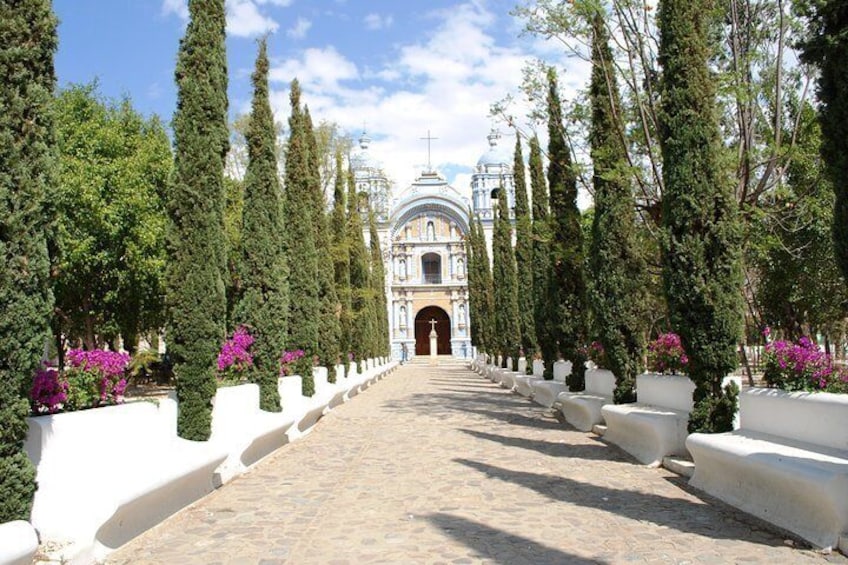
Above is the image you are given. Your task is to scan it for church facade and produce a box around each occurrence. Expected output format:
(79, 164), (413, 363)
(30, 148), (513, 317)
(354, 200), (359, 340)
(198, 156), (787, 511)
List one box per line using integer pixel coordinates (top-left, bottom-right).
(351, 129), (515, 361)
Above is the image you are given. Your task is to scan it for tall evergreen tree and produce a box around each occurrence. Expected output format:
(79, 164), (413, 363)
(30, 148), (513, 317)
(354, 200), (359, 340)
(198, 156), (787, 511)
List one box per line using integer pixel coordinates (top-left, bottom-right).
(466, 211), (482, 354)
(797, 1), (848, 286)
(234, 38), (287, 411)
(347, 173), (373, 361)
(587, 11), (648, 404)
(331, 151), (352, 371)
(529, 134), (555, 376)
(0, 0), (56, 521)
(658, 0), (743, 433)
(304, 107), (340, 379)
(546, 67), (588, 390)
(283, 80), (319, 396)
(472, 215), (496, 358)
(167, 0), (229, 440)
(512, 135), (536, 363)
(368, 209), (389, 357)
(492, 193), (521, 367)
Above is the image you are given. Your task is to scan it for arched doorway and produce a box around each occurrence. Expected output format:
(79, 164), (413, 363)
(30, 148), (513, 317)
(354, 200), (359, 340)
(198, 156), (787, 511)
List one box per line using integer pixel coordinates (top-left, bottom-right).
(414, 306), (451, 355)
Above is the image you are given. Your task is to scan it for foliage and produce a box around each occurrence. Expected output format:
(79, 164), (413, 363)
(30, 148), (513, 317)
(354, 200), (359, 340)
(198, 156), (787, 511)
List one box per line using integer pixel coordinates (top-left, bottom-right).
(797, 0), (848, 286)
(216, 326), (254, 386)
(53, 84), (171, 351)
(546, 67), (588, 390)
(658, 0), (743, 433)
(467, 213), (495, 357)
(369, 209), (389, 357)
(586, 10), (649, 404)
(233, 39), (286, 409)
(30, 366), (67, 414)
(348, 171), (374, 361)
(512, 135), (536, 358)
(581, 341), (608, 370)
(647, 333), (689, 375)
(0, 0), (57, 521)
(283, 80), (319, 395)
(763, 335), (848, 392)
(62, 349), (130, 410)
(492, 190), (521, 364)
(167, 0), (229, 441)
(305, 107), (341, 378)
(529, 134), (555, 376)
(331, 151), (352, 373)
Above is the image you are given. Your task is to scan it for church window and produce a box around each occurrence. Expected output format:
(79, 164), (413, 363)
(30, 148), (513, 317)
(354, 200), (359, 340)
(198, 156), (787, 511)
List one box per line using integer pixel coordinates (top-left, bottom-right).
(422, 253), (441, 284)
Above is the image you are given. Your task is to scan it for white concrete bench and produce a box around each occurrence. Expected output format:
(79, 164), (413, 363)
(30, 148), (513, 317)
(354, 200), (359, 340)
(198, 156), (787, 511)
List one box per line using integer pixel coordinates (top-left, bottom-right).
(687, 388), (848, 550)
(210, 383), (296, 485)
(515, 359), (547, 398)
(500, 369), (519, 391)
(601, 374), (695, 466)
(531, 361), (573, 407)
(0, 520), (38, 565)
(557, 368), (615, 431)
(25, 398), (227, 562)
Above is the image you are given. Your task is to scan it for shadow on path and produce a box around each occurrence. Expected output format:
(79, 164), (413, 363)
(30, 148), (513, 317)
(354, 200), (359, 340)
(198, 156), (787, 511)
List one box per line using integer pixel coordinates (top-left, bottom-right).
(426, 513), (607, 565)
(458, 428), (628, 461)
(453, 458), (790, 548)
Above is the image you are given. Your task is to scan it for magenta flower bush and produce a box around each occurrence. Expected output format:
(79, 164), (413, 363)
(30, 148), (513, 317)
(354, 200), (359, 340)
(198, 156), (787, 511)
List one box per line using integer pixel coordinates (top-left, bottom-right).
(279, 349), (305, 376)
(763, 336), (848, 392)
(647, 332), (689, 375)
(217, 326), (254, 385)
(580, 341), (608, 369)
(30, 365), (68, 414)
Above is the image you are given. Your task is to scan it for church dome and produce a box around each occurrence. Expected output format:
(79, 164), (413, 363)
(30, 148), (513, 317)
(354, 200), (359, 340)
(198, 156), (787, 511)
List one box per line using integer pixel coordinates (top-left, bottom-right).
(351, 130), (383, 171)
(476, 129), (511, 168)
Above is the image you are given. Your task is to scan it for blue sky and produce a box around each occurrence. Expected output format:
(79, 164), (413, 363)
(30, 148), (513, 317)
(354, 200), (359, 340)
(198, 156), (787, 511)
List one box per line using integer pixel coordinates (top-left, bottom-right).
(54, 0), (589, 196)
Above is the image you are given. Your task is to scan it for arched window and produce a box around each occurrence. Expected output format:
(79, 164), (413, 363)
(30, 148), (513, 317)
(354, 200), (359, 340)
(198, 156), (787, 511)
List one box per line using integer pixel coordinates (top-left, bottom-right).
(421, 253), (441, 284)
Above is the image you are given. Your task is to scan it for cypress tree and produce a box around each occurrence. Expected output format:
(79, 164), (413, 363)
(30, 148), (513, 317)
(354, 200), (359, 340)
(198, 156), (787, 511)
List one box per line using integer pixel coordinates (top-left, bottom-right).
(0, 0), (56, 521)
(348, 173), (373, 361)
(466, 211), (481, 353)
(546, 67), (588, 390)
(234, 38), (287, 411)
(529, 135), (555, 376)
(369, 209), (389, 357)
(283, 80), (319, 396)
(168, 0), (229, 440)
(587, 12), (649, 404)
(512, 135), (536, 361)
(492, 193), (521, 366)
(658, 0), (743, 433)
(304, 107), (340, 380)
(472, 216), (496, 357)
(797, 1), (848, 285)
(331, 151), (352, 371)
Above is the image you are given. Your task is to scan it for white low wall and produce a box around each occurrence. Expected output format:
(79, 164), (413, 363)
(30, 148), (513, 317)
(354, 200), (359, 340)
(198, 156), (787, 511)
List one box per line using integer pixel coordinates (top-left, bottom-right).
(0, 520), (38, 565)
(532, 360), (544, 377)
(585, 369), (616, 397)
(553, 361), (572, 383)
(636, 373), (695, 411)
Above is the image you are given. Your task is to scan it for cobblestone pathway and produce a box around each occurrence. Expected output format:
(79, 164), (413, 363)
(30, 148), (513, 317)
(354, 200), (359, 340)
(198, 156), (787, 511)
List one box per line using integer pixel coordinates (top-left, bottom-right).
(108, 360), (844, 565)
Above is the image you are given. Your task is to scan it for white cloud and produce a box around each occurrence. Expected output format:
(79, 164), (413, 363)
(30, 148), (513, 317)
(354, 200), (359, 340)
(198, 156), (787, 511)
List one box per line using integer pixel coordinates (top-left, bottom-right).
(162, 0), (287, 38)
(161, 0), (188, 20)
(263, 1), (591, 207)
(286, 17), (311, 39)
(363, 13), (393, 30)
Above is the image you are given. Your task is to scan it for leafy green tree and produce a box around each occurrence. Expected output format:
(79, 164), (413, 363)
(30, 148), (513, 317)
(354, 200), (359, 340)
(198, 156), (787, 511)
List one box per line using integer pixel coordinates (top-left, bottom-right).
(492, 192), (521, 367)
(546, 67), (588, 389)
(512, 136), (536, 361)
(587, 12), (649, 403)
(469, 215), (496, 357)
(369, 209), (389, 357)
(348, 172), (373, 361)
(466, 211), (481, 353)
(283, 80), (319, 395)
(659, 0), (743, 433)
(529, 134), (555, 376)
(167, 0), (229, 441)
(304, 107), (340, 379)
(331, 151), (352, 369)
(797, 0), (848, 286)
(53, 84), (171, 352)
(0, 0), (56, 521)
(234, 39), (287, 411)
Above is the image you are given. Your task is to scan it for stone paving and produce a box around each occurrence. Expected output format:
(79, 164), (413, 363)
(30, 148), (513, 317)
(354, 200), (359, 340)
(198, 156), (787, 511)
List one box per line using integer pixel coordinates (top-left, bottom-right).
(107, 359), (845, 564)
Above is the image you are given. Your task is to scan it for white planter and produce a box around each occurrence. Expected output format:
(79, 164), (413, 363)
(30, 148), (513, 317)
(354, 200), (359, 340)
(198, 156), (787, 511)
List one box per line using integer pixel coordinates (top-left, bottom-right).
(0, 521), (38, 565)
(553, 360), (572, 383)
(636, 373), (695, 411)
(517, 357), (527, 374)
(532, 359), (544, 377)
(585, 368), (616, 397)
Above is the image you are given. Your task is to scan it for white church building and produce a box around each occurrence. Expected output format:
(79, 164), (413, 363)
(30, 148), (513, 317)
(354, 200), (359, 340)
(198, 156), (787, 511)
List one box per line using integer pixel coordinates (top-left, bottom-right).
(350, 129), (515, 361)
